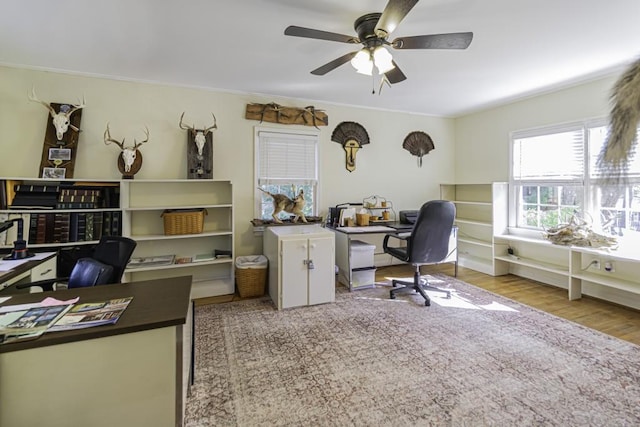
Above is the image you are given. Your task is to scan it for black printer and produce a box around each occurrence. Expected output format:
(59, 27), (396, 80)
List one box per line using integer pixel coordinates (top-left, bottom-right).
(399, 210), (418, 224)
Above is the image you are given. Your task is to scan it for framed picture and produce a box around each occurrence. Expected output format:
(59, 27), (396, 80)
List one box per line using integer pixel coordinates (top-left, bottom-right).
(42, 167), (66, 179)
(48, 148), (72, 161)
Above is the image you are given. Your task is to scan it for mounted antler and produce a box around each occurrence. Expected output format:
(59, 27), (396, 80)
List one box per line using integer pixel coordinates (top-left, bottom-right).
(132, 126), (150, 150)
(103, 122), (125, 150)
(104, 123), (149, 175)
(29, 87), (85, 140)
(179, 112), (217, 156)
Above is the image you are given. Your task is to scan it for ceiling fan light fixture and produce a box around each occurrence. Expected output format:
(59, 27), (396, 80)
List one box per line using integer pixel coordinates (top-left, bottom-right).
(351, 49), (373, 75)
(373, 46), (395, 74)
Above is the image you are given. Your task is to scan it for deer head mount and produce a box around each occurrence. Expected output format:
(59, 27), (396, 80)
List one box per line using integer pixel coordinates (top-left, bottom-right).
(179, 112), (216, 179)
(179, 112), (217, 156)
(28, 87), (85, 141)
(103, 123), (149, 178)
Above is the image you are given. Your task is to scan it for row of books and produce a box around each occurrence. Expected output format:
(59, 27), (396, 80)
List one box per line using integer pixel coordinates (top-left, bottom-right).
(0, 211), (122, 245)
(1, 180), (120, 210)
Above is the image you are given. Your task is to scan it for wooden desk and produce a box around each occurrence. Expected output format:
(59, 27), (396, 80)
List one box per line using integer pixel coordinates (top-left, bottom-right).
(330, 224), (458, 291)
(0, 275), (193, 427)
(0, 252), (57, 292)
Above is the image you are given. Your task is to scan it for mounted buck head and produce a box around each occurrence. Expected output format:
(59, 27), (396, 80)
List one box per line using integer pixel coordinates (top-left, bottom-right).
(103, 123), (150, 175)
(179, 112), (217, 156)
(28, 87), (85, 141)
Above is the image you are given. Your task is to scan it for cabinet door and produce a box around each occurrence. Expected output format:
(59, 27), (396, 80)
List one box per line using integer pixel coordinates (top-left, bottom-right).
(280, 239), (310, 309)
(308, 236), (335, 305)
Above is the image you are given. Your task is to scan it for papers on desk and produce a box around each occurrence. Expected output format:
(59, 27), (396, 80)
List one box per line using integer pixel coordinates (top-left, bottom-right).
(0, 251), (55, 272)
(339, 226), (396, 233)
(48, 297), (133, 332)
(0, 302), (73, 344)
(0, 296), (133, 344)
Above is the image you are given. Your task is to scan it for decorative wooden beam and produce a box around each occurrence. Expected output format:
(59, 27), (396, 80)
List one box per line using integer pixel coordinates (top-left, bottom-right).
(245, 103), (328, 127)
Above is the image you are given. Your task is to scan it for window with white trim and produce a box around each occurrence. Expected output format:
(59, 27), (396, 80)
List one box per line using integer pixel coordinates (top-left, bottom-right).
(510, 119), (640, 237)
(255, 128), (318, 221)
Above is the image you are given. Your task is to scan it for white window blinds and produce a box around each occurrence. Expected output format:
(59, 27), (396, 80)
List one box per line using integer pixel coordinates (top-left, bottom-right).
(257, 131), (318, 185)
(512, 125), (585, 183)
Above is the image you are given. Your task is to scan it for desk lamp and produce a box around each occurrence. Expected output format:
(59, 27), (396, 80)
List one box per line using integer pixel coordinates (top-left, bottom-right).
(0, 218), (35, 260)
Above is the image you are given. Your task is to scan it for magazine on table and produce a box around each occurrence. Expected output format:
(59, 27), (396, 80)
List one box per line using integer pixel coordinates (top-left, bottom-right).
(48, 297), (133, 332)
(0, 304), (73, 344)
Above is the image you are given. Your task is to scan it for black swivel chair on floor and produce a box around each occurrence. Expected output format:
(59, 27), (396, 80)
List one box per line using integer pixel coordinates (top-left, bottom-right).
(13, 235), (137, 292)
(383, 200), (456, 306)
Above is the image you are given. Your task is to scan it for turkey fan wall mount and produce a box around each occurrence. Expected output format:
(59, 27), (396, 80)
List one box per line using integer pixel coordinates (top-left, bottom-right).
(284, 0), (473, 90)
(403, 131), (435, 167)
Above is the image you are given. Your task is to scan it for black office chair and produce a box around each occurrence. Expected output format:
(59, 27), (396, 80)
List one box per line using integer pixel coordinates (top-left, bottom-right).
(383, 200), (456, 306)
(91, 235), (137, 283)
(14, 235), (137, 292)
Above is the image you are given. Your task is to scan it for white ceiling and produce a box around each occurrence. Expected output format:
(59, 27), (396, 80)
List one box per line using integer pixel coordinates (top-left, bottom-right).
(2, 0), (639, 117)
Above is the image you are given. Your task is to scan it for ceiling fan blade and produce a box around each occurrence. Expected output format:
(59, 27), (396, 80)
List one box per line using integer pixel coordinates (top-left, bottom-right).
(374, 0), (419, 37)
(385, 61), (407, 84)
(311, 51), (358, 76)
(393, 32), (474, 49)
(285, 26), (359, 44)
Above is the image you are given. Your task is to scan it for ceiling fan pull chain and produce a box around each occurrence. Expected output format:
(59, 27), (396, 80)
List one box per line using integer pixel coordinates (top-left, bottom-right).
(371, 73), (375, 94)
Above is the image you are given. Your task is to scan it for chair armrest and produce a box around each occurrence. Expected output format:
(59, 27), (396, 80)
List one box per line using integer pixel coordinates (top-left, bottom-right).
(383, 233), (409, 250)
(15, 277), (70, 292)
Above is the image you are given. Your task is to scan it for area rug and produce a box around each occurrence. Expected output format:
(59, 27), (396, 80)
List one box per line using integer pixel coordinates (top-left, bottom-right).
(185, 274), (640, 426)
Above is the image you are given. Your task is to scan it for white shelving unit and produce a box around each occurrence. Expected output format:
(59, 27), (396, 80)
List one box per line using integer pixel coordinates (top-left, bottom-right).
(440, 182), (508, 275)
(121, 179), (234, 299)
(493, 233), (640, 305)
(1, 178), (235, 299)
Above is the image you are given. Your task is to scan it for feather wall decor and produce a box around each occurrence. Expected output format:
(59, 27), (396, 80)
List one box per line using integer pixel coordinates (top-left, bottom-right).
(598, 56), (640, 185)
(403, 131), (435, 167)
(331, 121), (369, 172)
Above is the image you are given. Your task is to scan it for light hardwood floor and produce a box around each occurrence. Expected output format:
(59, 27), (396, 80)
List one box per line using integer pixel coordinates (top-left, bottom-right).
(196, 263), (640, 346)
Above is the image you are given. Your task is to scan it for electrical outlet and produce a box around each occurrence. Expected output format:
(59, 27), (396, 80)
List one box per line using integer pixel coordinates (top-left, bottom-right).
(604, 261), (614, 272)
(591, 260), (600, 270)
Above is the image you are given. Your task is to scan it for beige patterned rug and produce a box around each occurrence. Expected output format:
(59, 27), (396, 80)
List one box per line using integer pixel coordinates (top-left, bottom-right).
(185, 274), (640, 426)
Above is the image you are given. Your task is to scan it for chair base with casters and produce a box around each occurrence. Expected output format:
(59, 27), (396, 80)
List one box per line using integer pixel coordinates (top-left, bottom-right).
(383, 200), (456, 307)
(389, 265), (451, 307)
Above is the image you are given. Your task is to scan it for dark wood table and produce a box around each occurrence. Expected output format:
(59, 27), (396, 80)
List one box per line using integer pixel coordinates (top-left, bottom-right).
(0, 275), (193, 427)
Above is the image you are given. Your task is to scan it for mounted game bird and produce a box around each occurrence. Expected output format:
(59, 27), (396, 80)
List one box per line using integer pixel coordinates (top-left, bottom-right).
(331, 121), (370, 172)
(403, 131), (435, 167)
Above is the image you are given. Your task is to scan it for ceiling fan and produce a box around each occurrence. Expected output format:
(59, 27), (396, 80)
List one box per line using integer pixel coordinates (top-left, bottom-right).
(284, 0), (473, 85)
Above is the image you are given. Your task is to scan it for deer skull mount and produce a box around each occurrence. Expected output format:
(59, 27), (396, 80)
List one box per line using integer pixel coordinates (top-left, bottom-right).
(103, 123), (149, 179)
(28, 87), (85, 142)
(331, 121), (370, 172)
(179, 112), (216, 179)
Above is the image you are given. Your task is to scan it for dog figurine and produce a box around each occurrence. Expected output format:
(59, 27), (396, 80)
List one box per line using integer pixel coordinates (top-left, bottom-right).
(258, 188), (307, 223)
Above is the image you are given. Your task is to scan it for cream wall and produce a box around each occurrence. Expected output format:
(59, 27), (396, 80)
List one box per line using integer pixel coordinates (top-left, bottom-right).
(454, 75), (618, 183)
(0, 65), (455, 256)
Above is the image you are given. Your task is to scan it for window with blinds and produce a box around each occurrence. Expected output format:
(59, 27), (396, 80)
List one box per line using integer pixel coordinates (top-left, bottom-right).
(255, 129), (318, 220)
(510, 120), (640, 235)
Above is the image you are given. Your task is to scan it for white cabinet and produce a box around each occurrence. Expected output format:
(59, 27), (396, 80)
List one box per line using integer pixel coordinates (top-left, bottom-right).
(263, 225), (335, 310)
(121, 179), (234, 299)
(440, 182), (508, 275)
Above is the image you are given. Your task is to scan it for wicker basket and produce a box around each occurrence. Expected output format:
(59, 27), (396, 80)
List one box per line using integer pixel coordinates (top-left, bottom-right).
(161, 209), (207, 235)
(236, 267), (267, 298)
(235, 255), (268, 298)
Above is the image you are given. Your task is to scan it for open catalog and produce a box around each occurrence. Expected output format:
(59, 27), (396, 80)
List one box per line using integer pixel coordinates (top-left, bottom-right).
(48, 297), (133, 332)
(0, 304), (72, 344)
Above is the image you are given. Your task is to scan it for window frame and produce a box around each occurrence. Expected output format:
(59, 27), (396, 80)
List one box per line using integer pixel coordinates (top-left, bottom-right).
(508, 117), (640, 236)
(253, 126), (320, 221)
